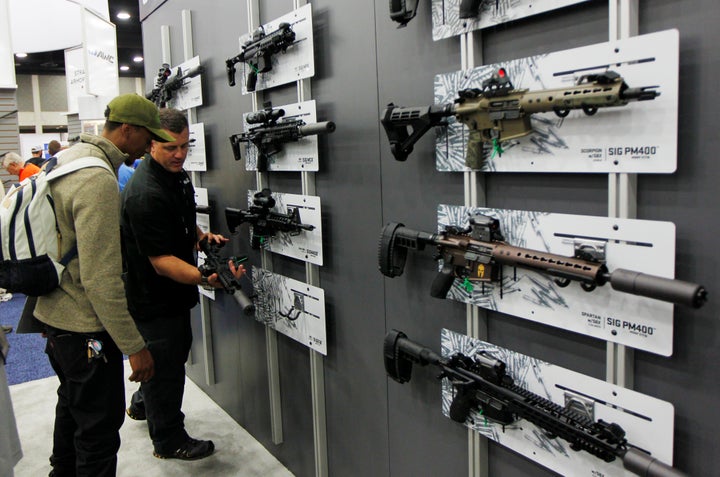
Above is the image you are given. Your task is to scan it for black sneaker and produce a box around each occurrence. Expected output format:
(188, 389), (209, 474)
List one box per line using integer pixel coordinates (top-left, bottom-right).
(153, 438), (215, 461)
(126, 406), (146, 421)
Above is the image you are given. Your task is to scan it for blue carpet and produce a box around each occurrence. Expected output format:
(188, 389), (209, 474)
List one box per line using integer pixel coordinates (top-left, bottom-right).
(0, 293), (56, 385)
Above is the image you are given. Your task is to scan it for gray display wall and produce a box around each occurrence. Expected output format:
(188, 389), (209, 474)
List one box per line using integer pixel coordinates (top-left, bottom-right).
(141, 1), (719, 476)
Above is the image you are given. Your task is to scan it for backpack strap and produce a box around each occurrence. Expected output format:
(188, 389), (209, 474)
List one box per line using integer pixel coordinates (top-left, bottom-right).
(59, 245), (78, 266)
(45, 156), (114, 182)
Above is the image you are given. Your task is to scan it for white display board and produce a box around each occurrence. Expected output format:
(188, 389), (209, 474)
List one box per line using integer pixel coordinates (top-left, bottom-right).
(238, 3), (314, 94)
(241, 100), (321, 172)
(82, 8), (118, 98)
(430, 0), (590, 41)
(248, 190), (323, 266)
(432, 29), (679, 173)
(436, 205), (678, 356)
(64, 46), (86, 114)
(184, 122), (207, 172)
(164, 56), (203, 110)
(253, 266), (327, 355)
(441, 329), (675, 476)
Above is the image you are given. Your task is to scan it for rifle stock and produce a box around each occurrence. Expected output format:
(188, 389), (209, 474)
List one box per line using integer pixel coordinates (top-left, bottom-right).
(378, 220), (707, 308)
(385, 330), (687, 477)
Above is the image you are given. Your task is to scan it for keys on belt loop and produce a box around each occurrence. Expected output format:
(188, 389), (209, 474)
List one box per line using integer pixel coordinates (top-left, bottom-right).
(87, 338), (107, 363)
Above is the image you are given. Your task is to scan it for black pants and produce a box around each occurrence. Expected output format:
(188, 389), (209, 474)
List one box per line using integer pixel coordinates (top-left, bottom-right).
(130, 311), (192, 455)
(44, 326), (124, 477)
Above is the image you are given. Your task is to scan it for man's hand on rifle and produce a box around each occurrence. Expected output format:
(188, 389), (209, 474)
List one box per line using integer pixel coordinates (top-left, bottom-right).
(197, 229), (229, 249)
(206, 259), (247, 289)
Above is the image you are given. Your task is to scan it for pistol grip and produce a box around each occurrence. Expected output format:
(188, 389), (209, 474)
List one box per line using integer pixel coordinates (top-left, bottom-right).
(449, 385), (475, 423)
(229, 135), (242, 161)
(226, 63), (236, 87)
(459, 0), (481, 19)
(430, 264), (455, 298)
(246, 71), (258, 92)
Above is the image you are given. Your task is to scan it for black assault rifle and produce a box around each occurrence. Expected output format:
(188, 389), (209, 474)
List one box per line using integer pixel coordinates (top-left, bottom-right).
(146, 63), (204, 108)
(225, 188), (315, 249)
(390, 0), (485, 27)
(384, 330), (686, 477)
(381, 69), (659, 167)
(229, 103), (335, 171)
(198, 239), (254, 316)
(226, 22), (296, 92)
(378, 213), (707, 308)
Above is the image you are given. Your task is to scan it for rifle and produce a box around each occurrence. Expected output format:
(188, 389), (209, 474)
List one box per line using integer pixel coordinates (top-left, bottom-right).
(390, 0), (484, 27)
(145, 63), (204, 108)
(226, 22), (296, 92)
(198, 239), (254, 316)
(225, 188), (315, 249)
(381, 69), (659, 167)
(229, 103), (336, 171)
(378, 213), (707, 308)
(384, 330), (686, 477)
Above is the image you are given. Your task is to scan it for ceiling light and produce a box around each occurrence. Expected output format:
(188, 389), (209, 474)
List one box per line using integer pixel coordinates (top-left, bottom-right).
(15, 53), (27, 58)
(119, 65), (130, 71)
(133, 56), (144, 62)
(117, 12), (131, 20)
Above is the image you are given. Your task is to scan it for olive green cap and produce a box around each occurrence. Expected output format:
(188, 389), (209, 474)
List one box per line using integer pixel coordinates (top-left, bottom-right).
(105, 94), (175, 142)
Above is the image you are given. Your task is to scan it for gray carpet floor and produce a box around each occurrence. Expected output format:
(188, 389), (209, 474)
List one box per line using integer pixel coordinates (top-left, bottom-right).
(9, 361), (294, 477)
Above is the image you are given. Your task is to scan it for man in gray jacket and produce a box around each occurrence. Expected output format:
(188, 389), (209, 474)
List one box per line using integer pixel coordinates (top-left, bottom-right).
(34, 94), (171, 477)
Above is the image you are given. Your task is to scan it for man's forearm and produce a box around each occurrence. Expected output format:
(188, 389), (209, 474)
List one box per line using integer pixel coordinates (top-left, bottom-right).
(149, 255), (202, 285)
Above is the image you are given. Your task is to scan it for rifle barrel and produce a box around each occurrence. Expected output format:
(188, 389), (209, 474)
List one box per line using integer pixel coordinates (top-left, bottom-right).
(608, 269), (707, 308)
(299, 121), (336, 136)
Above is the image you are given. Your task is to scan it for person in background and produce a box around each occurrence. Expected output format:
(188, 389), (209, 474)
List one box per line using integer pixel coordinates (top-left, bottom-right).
(47, 140), (62, 160)
(121, 108), (244, 461)
(118, 161), (136, 192)
(33, 93), (166, 477)
(2, 152), (40, 182)
(25, 146), (44, 167)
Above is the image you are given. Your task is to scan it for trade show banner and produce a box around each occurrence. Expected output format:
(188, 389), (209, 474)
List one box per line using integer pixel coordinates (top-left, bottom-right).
(82, 7), (118, 98)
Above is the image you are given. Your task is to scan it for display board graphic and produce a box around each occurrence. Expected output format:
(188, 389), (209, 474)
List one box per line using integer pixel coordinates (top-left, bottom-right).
(438, 205), (677, 356)
(253, 266), (327, 355)
(440, 329), (674, 476)
(431, 0), (590, 41)
(433, 29), (678, 173)
(247, 190), (323, 265)
(242, 100), (322, 172)
(238, 4), (314, 94)
(184, 122), (207, 172)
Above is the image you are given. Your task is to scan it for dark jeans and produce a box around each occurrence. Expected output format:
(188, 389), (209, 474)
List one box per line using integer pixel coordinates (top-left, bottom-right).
(130, 311), (192, 454)
(44, 326), (124, 477)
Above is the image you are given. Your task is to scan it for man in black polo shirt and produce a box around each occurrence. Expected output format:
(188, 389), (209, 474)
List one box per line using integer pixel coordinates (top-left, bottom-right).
(120, 108), (245, 461)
